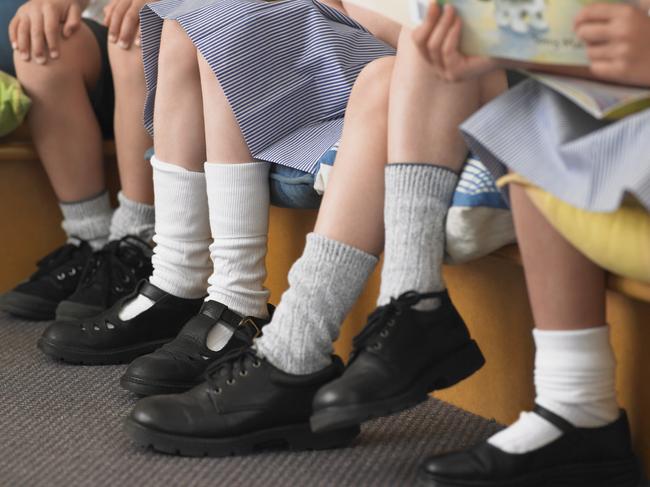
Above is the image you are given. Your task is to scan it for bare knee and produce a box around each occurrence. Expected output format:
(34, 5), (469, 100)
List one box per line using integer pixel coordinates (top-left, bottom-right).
(349, 57), (395, 116)
(14, 25), (101, 94)
(108, 42), (146, 86)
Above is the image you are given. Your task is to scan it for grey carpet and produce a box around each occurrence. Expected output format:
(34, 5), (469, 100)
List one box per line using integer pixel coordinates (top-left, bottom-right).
(0, 312), (502, 487)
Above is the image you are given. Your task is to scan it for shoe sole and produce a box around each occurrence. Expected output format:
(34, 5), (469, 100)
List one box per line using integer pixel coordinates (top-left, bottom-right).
(0, 292), (58, 321)
(37, 337), (172, 365)
(55, 300), (104, 321)
(311, 340), (485, 432)
(417, 455), (642, 487)
(124, 417), (360, 457)
(120, 375), (199, 396)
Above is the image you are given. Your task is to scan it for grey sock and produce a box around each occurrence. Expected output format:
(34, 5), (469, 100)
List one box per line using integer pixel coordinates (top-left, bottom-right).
(378, 164), (458, 308)
(109, 191), (155, 243)
(60, 191), (112, 250)
(256, 233), (378, 375)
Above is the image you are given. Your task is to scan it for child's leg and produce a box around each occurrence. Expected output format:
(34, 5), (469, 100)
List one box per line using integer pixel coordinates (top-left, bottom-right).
(106, 43), (155, 242)
(420, 185), (636, 487)
(14, 24), (112, 249)
(379, 30), (506, 306)
(486, 185), (616, 454)
(255, 57), (394, 374)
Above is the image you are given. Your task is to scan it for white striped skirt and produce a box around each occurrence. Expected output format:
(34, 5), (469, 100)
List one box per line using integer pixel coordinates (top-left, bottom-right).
(139, 0), (394, 174)
(461, 79), (650, 213)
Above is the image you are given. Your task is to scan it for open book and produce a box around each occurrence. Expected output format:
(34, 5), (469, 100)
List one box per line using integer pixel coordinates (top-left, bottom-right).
(525, 72), (650, 120)
(345, 0), (635, 66)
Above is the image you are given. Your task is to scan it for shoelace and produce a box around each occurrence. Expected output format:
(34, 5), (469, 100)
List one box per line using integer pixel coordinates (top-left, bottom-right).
(351, 290), (441, 358)
(78, 236), (148, 299)
(205, 347), (261, 391)
(32, 242), (86, 281)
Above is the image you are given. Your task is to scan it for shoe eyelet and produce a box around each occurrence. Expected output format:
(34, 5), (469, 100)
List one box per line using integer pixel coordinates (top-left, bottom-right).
(226, 379), (236, 385)
(106, 323), (115, 330)
(371, 343), (382, 351)
(252, 360), (261, 368)
(114, 286), (124, 293)
(68, 268), (77, 277)
(380, 329), (389, 338)
(215, 387), (222, 394)
(200, 355), (211, 361)
(388, 319), (397, 327)
(240, 370), (248, 377)
(93, 325), (101, 331)
(56, 272), (66, 281)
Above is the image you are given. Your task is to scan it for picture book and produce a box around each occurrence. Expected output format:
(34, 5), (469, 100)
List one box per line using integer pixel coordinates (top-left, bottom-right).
(525, 72), (650, 119)
(345, 0), (635, 66)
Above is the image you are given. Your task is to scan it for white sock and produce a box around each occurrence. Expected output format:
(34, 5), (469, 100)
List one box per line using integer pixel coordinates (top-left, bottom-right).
(60, 191), (113, 250)
(204, 162), (271, 351)
(119, 157), (212, 321)
(488, 326), (619, 454)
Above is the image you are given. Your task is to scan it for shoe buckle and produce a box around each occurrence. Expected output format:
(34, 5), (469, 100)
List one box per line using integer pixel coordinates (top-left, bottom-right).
(239, 317), (262, 338)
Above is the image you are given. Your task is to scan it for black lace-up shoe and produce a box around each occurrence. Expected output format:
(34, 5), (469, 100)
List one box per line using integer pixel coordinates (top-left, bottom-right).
(0, 239), (93, 320)
(55, 236), (153, 321)
(311, 290), (485, 432)
(124, 348), (360, 457)
(120, 301), (274, 396)
(419, 405), (642, 487)
(37, 280), (204, 364)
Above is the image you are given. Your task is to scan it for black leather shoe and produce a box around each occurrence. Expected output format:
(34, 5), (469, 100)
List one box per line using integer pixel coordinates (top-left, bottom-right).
(419, 405), (642, 487)
(311, 290), (485, 432)
(0, 239), (93, 320)
(124, 348), (360, 457)
(37, 281), (204, 365)
(56, 236), (153, 321)
(120, 301), (273, 396)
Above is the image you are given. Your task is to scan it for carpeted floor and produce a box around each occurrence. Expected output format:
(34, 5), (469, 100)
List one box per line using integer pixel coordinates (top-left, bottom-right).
(0, 312), (502, 487)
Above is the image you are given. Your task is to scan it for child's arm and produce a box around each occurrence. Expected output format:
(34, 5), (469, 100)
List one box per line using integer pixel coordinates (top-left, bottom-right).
(321, 0), (400, 48)
(9, 0), (90, 64)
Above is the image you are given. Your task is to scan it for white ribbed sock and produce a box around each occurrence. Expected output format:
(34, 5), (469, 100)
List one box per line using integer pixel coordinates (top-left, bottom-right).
(119, 157), (212, 321)
(60, 191), (112, 250)
(378, 164), (458, 310)
(488, 326), (619, 454)
(256, 233), (378, 375)
(108, 191), (155, 243)
(204, 162), (271, 351)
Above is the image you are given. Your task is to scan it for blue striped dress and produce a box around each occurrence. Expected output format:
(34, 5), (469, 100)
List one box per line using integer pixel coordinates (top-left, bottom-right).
(461, 79), (650, 213)
(140, 0), (395, 174)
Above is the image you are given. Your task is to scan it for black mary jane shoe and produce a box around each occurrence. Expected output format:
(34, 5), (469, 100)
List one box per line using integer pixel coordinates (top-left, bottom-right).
(419, 405), (642, 487)
(124, 348), (360, 457)
(37, 280), (204, 365)
(0, 239), (93, 321)
(311, 290), (485, 432)
(120, 301), (273, 396)
(55, 236), (153, 321)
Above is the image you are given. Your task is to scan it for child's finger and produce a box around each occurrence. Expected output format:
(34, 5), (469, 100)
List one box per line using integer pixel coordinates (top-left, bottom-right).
(412, 3), (440, 61)
(17, 16), (31, 61)
(575, 23), (612, 44)
(43, 4), (60, 59)
(585, 44), (616, 62)
(589, 59), (624, 81)
(574, 3), (617, 27)
(104, 3), (115, 27)
(108, 0), (131, 44)
(8, 16), (19, 49)
(118, 8), (140, 49)
(441, 16), (462, 69)
(426, 4), (456, 67)
(63, 3), (82, 38)
(29, 12), (47, 64)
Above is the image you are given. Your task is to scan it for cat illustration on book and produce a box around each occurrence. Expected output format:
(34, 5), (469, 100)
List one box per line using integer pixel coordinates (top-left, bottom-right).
(492, 0), (549, 34)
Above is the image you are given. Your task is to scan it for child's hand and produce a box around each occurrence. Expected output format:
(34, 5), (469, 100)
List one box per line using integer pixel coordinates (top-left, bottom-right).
(575, 3), (650, 86)
(8, 0), (87, 64)
(412, 2), (498, 81)
(103, 0), (152, 49)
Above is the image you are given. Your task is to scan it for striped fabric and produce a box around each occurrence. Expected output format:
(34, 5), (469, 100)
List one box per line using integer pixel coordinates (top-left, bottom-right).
(140, 0), (395, 174)
(462, 79), (650, 213)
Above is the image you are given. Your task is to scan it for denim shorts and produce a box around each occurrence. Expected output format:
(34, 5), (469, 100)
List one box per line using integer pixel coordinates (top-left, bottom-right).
(143, 149), (322, 211)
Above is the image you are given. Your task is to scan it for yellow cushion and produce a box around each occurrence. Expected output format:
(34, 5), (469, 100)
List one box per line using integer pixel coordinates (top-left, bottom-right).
(0, 72), (31, 138)
(499, 175), (650, 284)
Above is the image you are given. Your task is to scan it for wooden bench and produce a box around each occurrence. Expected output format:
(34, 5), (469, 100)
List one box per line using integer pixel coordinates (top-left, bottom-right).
(1, 127), (648, 473)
